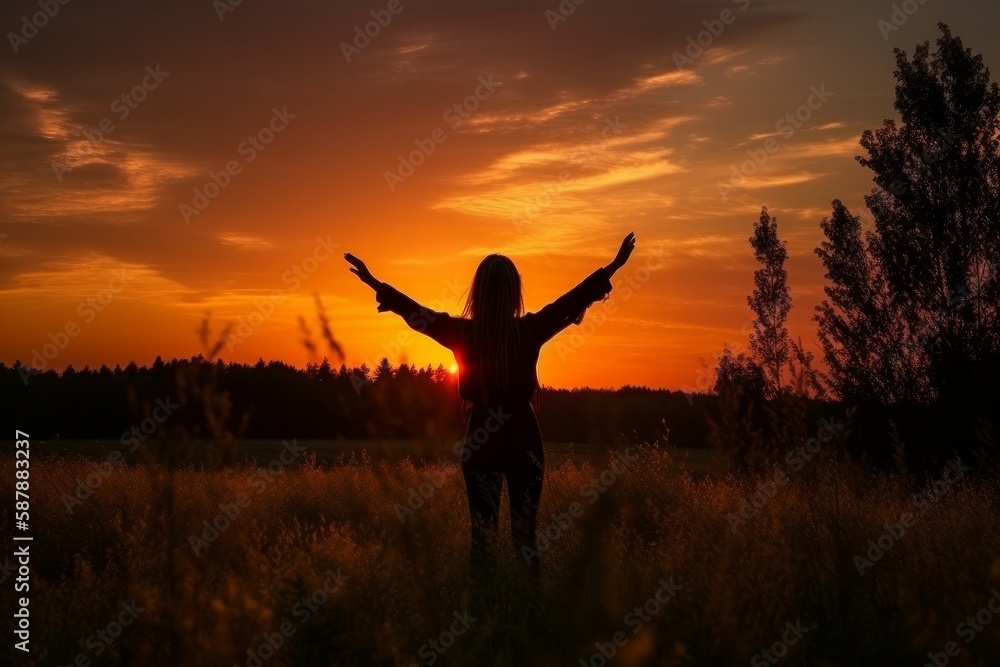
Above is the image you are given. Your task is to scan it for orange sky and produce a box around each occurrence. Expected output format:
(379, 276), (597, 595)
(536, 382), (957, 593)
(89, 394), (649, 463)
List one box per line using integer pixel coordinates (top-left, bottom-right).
(1, 0), (997, 390)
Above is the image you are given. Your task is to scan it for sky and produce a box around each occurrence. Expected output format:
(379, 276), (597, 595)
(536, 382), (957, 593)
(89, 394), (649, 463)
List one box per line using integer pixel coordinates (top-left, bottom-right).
(1, 0), (998, 391)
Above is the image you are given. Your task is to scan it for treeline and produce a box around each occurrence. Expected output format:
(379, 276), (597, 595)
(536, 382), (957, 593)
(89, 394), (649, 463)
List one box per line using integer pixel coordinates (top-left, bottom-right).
(0, 356), (729, 447)
(0, 353), (989, 469)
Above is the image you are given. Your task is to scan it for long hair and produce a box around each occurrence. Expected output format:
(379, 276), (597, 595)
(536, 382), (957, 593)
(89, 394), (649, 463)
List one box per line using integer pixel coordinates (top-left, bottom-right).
(460, 254), (525, 405)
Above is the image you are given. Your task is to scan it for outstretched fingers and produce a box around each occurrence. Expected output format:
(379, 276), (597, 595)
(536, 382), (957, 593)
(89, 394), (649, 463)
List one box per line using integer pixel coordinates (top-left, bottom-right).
(613, 232), (636, 270)
(344, 253), (376, 285)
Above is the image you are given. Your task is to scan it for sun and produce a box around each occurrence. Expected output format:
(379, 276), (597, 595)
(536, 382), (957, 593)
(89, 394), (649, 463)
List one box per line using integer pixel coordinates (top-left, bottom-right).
(449, 363), (459, 374)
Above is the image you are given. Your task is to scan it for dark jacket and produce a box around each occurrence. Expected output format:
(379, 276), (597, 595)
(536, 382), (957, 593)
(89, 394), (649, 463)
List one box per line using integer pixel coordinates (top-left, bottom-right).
(373, 267), (613, 407)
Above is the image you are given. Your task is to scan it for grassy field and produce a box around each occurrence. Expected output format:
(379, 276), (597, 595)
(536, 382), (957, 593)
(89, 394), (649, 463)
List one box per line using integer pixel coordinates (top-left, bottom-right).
(4, 441), (1000, 667)
(15, 438), (727, 474)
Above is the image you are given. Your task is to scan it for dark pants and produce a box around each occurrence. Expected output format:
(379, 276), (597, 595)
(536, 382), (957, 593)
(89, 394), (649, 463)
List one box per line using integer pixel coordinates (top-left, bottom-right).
(461, 402), (544, 580)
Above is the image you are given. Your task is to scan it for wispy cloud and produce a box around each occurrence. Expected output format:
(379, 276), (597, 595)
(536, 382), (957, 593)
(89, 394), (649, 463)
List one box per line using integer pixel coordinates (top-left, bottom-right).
(217, 233), (274, 250)
(1, 78), (196, 220)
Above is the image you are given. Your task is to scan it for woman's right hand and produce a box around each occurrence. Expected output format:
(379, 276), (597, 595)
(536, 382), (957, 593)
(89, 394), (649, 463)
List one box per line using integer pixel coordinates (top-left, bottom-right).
(606, 232), (636, 275)
(345, 253), (380, 289)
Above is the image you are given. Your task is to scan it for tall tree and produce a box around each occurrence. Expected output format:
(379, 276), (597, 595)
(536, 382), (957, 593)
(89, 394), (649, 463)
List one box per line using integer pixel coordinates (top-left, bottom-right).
(748, 207), (793, 396)
(814, 201), (918, 404)
(374, 357), (394, 382)
(815, 24), (1000, 457)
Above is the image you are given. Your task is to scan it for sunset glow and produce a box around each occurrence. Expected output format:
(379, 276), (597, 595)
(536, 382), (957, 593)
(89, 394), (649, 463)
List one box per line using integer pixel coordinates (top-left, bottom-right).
(2, 1), (997, 390)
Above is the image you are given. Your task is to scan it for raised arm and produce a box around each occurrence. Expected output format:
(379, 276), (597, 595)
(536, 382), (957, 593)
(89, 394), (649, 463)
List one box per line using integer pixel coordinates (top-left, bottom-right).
(524, 232), (636, 344)
(345, 253), (461, 350)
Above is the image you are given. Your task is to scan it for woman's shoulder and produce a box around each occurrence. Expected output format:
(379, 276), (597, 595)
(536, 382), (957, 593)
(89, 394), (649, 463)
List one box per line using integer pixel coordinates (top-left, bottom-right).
(514, 315), (544, 345)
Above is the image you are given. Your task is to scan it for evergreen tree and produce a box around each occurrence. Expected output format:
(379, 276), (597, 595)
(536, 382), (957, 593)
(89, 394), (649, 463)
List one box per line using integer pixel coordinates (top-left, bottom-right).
(748, 207), (792, 396)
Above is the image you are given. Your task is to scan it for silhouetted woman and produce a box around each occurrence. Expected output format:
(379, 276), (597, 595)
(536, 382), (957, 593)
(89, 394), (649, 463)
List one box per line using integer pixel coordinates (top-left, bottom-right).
(344, 233), (636, 581)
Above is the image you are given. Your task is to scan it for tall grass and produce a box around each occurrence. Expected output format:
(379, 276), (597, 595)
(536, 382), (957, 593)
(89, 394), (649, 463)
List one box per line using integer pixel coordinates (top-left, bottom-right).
(4, 441), (1000, 666)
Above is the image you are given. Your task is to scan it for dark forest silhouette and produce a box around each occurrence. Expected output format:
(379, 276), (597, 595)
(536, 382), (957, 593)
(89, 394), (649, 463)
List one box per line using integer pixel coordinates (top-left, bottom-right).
(0, 355), (716, 446)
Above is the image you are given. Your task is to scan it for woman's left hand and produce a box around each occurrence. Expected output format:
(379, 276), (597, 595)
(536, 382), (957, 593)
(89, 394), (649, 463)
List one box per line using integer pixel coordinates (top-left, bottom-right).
(606, 232), (636, 275)
(345, 253), (379, 289)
